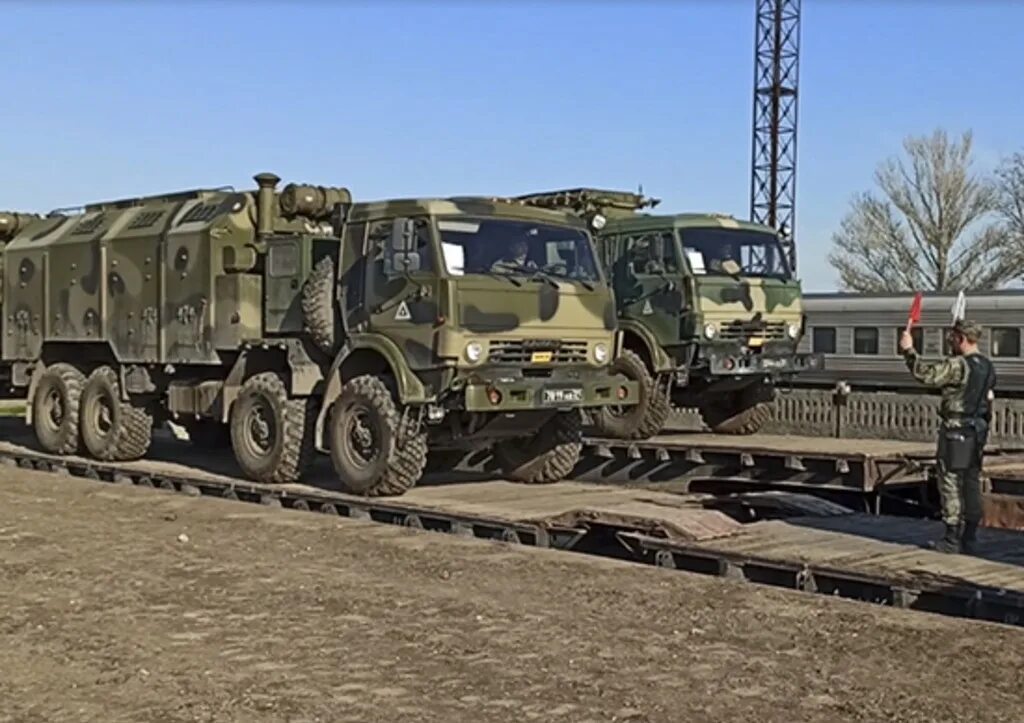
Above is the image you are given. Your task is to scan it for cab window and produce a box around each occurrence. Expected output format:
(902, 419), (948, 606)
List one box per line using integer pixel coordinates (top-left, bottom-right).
(623, 231), (677, 273)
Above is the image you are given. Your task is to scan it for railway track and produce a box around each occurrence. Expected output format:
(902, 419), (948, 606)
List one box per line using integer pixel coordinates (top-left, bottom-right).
(2, 422), (1024, 630)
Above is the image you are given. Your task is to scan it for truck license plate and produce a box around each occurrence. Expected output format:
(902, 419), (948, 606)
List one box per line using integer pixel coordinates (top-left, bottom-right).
(542, 387), (583, 405)
(531, 351), (553, 363)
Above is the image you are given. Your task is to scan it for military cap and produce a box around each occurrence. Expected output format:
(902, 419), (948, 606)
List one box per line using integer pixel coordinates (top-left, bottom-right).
(951, 319), (983, 342)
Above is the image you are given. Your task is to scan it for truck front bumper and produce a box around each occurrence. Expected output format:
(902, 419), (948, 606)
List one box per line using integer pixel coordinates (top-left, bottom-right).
(707, 350), (824, 377)
(461, 371), (639, 413)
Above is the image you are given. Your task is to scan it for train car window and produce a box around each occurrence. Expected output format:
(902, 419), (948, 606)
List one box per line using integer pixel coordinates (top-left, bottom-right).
(923, 328), (942, 356)
(811, 327), (836, 354)
(991, 327), (1021, 357)
(853, 327), (879, 355)
(895, 327), (923, 354)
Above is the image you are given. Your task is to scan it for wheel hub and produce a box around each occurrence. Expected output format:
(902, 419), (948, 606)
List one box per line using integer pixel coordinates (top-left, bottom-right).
(44, 389), (64, 428)
(90, 393), (114, 438)
(345, 407), (379, 468)
(245, 403), (275, 455)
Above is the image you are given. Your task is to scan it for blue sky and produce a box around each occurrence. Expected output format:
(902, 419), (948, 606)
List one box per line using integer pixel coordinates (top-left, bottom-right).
(4, 1), (1023, 291)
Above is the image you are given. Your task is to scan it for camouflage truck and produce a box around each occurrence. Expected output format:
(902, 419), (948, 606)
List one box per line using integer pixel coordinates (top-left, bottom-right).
(0, 174), (638, 496)
(516, 189), (821, 439)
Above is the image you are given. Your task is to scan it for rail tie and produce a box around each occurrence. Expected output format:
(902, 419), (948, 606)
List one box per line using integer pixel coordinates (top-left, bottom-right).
(3, 447), (1024, 630)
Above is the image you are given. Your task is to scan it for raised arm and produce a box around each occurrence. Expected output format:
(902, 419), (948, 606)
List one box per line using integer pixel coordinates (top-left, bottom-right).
(902, 349), (965, 388)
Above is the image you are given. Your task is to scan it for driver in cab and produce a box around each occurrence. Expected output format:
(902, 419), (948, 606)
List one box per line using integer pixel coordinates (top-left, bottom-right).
(491, 239), (536, 274)
(708, 245), (741, 275)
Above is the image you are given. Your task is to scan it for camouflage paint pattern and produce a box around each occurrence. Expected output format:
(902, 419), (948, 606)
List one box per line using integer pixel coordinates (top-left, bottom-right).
(515, 189), (812, 379)
(337, 197), (633, 410)
(1, 177), (636, 418)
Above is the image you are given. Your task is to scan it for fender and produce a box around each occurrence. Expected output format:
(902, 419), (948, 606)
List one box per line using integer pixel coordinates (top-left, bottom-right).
(314, 333), (432, 452)
(618, 319), (676, 373)
(220, 340), (326, 422)
(22, 362), (44, 425)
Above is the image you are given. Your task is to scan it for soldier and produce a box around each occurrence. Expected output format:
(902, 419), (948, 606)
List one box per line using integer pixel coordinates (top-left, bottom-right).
(899, 319), (996, 554)
(491, 239), (534, 273)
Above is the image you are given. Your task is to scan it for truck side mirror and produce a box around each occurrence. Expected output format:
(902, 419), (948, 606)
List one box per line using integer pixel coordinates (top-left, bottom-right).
(393, 251), (422, 274)
(390, 218), (416, 253)
(652, 234), (665, 260)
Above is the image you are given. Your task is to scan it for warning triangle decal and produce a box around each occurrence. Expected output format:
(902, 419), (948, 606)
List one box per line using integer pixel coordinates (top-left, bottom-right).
(394, 301), (412, 321)
(641, 299), (654, 315)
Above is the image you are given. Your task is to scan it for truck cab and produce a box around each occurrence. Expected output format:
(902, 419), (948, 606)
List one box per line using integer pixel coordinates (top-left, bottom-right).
(515, 189), (821, 438)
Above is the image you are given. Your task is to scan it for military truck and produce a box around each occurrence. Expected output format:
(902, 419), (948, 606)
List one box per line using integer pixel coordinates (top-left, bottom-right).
(516, 189), (821, 439)
(0, 175), (638, 496)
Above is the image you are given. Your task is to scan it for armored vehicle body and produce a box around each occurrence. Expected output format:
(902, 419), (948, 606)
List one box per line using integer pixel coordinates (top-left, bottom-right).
(516, 189), (821, 439)
(0, 175), (637, 495)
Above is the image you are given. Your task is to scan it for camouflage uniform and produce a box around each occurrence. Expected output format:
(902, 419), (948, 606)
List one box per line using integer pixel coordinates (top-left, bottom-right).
(902, 319), (996, 553)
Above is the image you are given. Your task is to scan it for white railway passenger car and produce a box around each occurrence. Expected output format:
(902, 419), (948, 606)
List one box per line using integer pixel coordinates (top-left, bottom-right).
(796, 290), (1024, 395)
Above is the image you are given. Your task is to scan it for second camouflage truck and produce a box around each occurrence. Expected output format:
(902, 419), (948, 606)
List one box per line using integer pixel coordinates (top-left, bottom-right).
(0, 174), (638, 495)
(516, 189), (822, 439)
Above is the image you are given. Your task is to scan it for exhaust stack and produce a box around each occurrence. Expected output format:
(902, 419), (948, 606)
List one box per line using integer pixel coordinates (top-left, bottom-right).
(253, 172), (280, 238)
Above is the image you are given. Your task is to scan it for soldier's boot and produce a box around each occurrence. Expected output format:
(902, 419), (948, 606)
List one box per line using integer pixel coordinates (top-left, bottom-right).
(927, 523), (962, 554)
(962, 521), (980, 555)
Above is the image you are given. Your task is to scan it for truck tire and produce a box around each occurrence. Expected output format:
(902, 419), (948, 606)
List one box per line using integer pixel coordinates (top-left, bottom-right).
(302, 255), (337, 353)
(32, 363), (85, 455)
(494, 411), (582, 484)
(699, 384), (774, 435)
(183, 419), (231, 449)
(230, 372), (316, 483)
(79, 366), (153, 461)
(328, 375), (427, 496)
(589, 349), (671, 440)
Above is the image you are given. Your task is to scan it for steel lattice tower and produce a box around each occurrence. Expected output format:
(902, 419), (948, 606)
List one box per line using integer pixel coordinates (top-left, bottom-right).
(750, 0), (801, 271)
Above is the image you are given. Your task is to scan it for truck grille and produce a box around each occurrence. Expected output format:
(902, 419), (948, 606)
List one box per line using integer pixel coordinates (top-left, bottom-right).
(717, 320), (788, 341)
(488, 339), (588, 364)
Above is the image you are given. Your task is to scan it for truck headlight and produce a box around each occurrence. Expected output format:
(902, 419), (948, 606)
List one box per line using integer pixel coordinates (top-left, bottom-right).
(594, 343), (609, 363)
(786, 322), (800, 340)
(703, 323), (718, 339)
(465, 341), (484, 363)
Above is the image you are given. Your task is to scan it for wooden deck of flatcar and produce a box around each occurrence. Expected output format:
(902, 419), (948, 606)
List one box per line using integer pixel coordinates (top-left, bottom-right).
(1, 418), (1024, 626)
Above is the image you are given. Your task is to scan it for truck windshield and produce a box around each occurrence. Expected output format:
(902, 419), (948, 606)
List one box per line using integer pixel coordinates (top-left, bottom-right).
(436, 217), (600, 283)
(681, 228), (791, 279)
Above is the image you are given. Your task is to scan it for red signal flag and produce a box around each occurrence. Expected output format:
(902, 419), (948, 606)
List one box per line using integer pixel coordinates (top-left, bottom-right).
(906, 292), (923, 330)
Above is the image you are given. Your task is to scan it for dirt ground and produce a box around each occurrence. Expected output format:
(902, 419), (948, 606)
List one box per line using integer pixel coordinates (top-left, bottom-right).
(1, 469), (1023, 723)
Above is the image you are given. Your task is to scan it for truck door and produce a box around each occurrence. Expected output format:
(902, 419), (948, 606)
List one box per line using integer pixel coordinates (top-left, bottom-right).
(364, 216), (440, 372)
(614, 230), (684, 344)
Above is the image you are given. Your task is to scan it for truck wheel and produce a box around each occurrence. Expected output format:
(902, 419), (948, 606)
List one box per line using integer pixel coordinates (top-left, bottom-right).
(494, 411), (582, 484)
(302, 255), (337, 353)
(699, 384), (775, 435)
(79, 366), (153, 461)
(590, 349), (670, 440)
(32, 363), (85, 455)
(230, 372), (316, 483)
(328, 375), (427, 496)
(183, 419), (231, 449)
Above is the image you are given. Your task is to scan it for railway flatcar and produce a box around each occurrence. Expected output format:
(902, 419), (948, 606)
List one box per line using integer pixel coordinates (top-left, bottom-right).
(796, 290), (1024, 395)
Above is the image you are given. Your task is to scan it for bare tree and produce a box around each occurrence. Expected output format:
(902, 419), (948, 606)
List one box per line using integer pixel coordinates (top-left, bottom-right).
(996, 152), (1024, 248)
(828, 130), (1015, 292)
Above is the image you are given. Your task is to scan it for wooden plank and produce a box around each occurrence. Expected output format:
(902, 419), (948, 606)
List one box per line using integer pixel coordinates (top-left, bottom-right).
(622, 432), (936, 459)
(699, 515), (1024, 593)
